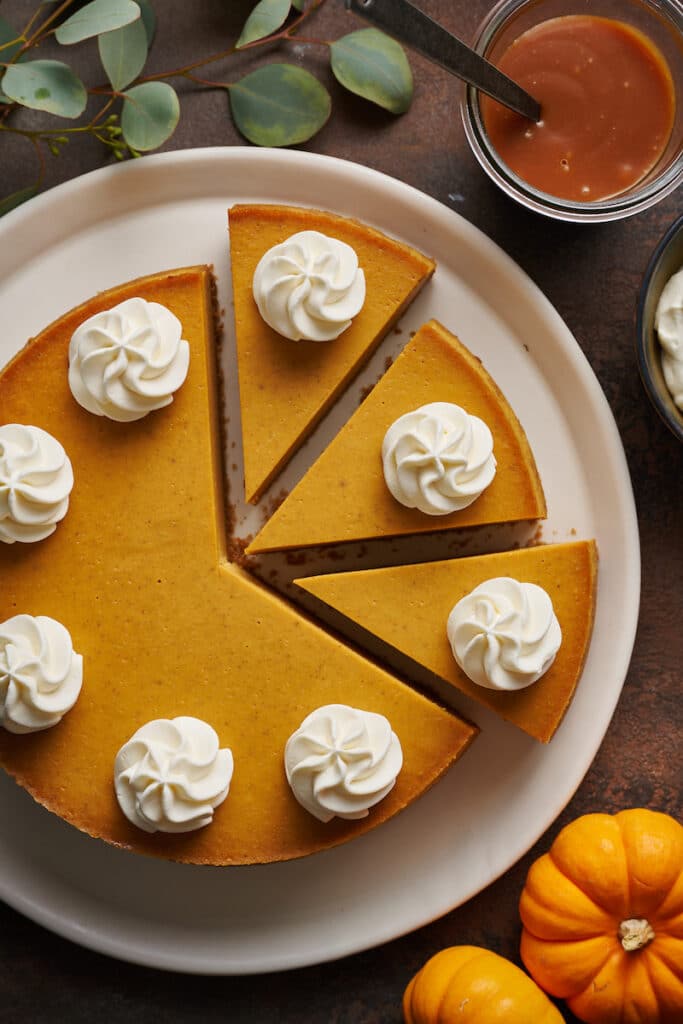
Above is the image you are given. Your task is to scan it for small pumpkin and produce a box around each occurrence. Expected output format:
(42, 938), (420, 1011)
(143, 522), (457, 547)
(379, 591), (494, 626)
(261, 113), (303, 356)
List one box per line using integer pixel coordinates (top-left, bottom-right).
(403, 945), (564, 1023)
(520, 808), (683, 1024)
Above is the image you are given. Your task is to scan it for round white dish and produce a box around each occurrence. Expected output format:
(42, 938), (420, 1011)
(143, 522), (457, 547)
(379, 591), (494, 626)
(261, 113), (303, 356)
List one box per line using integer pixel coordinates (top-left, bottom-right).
(0, 147), (639, 974)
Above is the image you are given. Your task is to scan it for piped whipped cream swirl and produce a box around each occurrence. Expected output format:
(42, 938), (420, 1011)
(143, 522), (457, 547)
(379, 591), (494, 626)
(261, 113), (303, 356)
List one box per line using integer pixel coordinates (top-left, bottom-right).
(0, 614), (83, 733)
(654, 266), (683, 410)
(68, 297), (190, 421)
(114, 716), (233, 834)
(252, 230), (366, 341)
(0, 424), (73, 543)
(284, 704), (402, 822)
(382, 402), (496, 515)
(447, 577), (562, 691)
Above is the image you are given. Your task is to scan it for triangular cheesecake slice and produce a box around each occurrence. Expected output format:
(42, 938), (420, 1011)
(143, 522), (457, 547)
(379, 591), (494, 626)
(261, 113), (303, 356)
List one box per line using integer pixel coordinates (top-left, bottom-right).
(0, 267), (477, 864)
(228, 204), (436, 503)
(296, 541), (598, 743)
(248, 320), (546, 554)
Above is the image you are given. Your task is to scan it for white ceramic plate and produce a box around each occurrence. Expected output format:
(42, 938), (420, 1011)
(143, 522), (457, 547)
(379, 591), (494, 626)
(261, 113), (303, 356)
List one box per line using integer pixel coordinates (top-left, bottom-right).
(0, 148), (639, 974)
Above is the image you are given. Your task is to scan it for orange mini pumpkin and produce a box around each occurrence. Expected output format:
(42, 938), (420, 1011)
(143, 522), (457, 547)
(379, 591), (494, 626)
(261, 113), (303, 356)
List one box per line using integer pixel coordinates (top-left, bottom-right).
(403, 945), (564, 1023)
(520, 808), (683, 1024)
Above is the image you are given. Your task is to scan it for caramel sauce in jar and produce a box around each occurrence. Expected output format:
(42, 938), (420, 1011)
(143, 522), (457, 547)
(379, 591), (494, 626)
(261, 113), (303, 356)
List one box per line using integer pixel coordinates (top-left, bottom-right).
(481, 15), (676, 202)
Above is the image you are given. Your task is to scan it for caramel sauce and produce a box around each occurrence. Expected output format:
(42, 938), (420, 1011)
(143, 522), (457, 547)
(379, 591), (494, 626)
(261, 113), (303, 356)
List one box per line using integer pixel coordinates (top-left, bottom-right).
(481, 15), (676, 202)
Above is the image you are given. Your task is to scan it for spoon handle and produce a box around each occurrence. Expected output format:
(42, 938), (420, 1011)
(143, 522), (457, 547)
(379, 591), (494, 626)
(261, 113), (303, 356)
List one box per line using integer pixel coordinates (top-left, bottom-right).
(344, 0), (541, 122)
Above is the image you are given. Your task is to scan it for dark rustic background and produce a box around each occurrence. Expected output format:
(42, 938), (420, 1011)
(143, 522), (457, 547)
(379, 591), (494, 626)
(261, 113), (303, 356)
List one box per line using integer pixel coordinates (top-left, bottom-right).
(1, 1), (681, 1021)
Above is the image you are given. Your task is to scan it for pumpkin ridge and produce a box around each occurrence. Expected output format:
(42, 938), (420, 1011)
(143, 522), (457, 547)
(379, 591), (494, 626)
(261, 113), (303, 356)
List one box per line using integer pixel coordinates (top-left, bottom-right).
(546, 847), (616, 921)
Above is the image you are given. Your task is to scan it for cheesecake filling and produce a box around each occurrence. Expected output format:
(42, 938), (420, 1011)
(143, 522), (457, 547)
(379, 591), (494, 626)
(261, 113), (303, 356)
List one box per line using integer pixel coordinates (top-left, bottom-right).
(114, 716), (234, 834)
(382, 402), (496, 515)
(68, 297), (190, 422)
(0, 423), (73, 543)
(284, 704), (403, 822)
(447, 578), (561, 691)
(252, 230), (366, 342)
(0, 614), (83, 733)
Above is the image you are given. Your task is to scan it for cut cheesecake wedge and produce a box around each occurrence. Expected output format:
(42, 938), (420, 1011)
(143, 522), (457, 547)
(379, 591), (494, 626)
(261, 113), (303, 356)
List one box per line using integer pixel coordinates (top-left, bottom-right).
(228, 204), (436, 503)
(296, 541), (598, 743)
(0, 267), (477, 865)
(248, 319), (546, 555)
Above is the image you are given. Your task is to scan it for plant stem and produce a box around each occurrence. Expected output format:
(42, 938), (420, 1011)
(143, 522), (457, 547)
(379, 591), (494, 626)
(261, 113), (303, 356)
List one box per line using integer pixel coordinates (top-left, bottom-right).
(137, 0), (328, 84)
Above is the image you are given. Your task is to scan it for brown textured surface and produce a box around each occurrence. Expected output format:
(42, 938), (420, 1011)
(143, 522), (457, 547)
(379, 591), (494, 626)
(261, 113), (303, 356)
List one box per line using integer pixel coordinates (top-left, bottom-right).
(1, 0), (681, 1021)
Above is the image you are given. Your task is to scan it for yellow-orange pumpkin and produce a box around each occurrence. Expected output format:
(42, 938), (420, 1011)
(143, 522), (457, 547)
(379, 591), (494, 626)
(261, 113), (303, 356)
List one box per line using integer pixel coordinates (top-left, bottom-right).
(403, 945), (564, 1023)
(520, 808), (683, 1024)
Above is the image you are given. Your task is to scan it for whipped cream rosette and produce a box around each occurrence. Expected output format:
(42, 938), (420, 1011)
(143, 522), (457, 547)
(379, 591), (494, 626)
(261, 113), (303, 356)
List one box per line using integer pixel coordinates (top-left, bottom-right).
(114, 716), (234, 834)
(0, 614), (83, 733)
(0, 423), (73, 543)
(284, 704), (403, 822)
(447, 577), (562, 691)
(382, 401), (496, 515)
(68, 297), (190, 422)
(252, 230), (366, 341)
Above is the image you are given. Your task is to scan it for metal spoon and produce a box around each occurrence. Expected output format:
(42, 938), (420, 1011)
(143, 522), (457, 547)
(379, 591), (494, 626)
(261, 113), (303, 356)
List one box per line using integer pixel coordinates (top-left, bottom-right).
(344, 0), (541, 122)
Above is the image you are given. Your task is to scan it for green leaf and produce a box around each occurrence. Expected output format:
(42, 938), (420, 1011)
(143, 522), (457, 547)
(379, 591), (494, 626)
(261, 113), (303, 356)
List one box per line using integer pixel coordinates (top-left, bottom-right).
(229, 63), (330, 147)
(55, 0), (140, 45)
(121, 81), (179, 150)
(291, 0), (304, 9)
(137, 0), (156, 44)
(98, 14), (148, 89)
(0, 185), (39, 217)
(236, 0), (290, 48)
(2, 60), (87, 118)
(330, 28), (413, 114)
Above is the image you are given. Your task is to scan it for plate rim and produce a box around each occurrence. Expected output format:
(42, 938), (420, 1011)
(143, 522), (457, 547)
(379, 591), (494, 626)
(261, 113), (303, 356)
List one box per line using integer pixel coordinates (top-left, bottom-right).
(0, 146), (640, 974)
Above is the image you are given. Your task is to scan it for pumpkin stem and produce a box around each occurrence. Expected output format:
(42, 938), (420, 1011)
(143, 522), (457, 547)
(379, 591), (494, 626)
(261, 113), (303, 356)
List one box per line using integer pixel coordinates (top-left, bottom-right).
(618, 918), (655, 951)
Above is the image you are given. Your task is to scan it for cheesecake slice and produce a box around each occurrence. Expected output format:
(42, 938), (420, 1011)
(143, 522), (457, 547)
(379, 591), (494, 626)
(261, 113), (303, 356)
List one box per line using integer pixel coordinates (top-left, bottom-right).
(228, 204), (436, 503)
(248, 319), (546, 554)
(296, 541), (597, 743)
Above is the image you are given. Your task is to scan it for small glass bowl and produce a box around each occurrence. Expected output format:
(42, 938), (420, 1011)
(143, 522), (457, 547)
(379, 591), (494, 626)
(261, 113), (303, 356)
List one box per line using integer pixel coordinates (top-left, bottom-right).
(461, 0), (683, 223)
(636, 214), (683, 443)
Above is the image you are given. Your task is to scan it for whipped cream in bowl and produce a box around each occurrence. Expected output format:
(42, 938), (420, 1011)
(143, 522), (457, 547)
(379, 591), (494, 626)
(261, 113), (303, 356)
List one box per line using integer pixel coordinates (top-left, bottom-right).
(0, 614), (83, 733)
(252, 230), (366, 342)
(447, 577), (562, 691)
(0, 423), (74, 544)
(655, 266), (683, 411)
(114, 716), (234, 834)
(284, 704), (403, 822)
(68, 297), (190, 422)
(382, 401), (496, 515)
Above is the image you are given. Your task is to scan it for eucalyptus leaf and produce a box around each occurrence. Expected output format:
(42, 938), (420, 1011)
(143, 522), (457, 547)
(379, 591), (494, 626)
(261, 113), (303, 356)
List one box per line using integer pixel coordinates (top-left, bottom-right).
(137, 0), (156, 44)
(330, 28), (413, 114)
(236, 0), (290, 49)
(229, 63), (330, 146)
(98, 14), (148, 89)
(0, 185), (39, 217)
(2, 60), (87, 117)
(55, 0), (140, 45)
(121, 81), (179, 150)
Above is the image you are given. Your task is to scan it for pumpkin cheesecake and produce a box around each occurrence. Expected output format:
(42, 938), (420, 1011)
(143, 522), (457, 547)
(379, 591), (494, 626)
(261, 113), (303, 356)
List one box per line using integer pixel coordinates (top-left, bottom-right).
(296, 541), (598, 743)
(228, 204), (436, 503)
(248, 320), (546, 555)
(0, 266), (478, 864)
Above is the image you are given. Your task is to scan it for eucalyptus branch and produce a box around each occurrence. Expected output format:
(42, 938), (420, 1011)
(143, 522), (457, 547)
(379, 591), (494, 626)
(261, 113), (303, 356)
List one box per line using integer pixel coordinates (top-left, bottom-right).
(0, 0), (413, 214)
